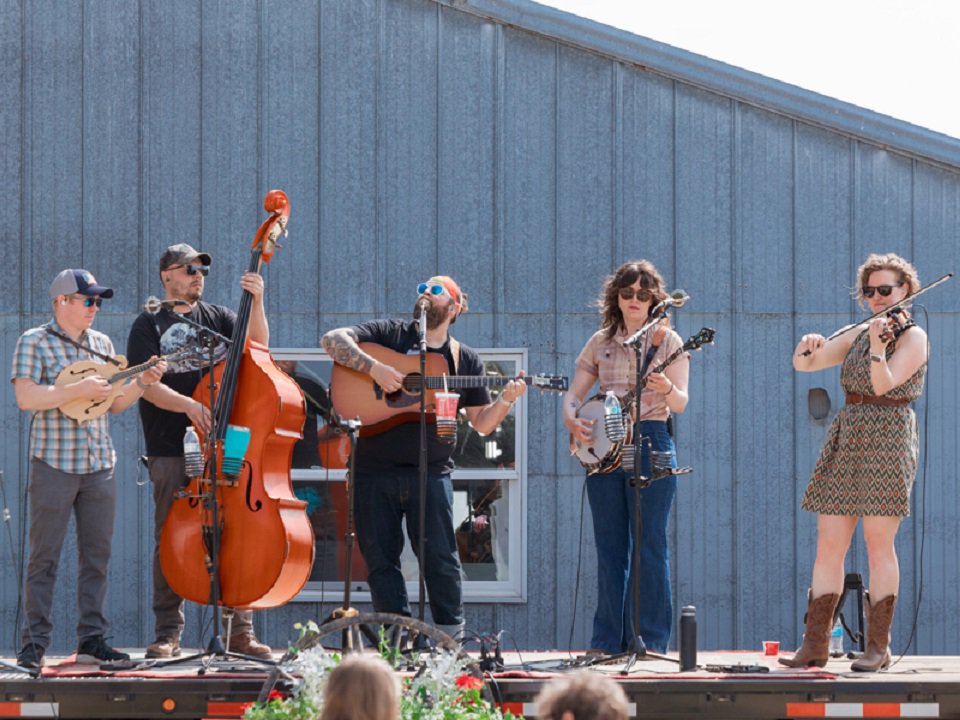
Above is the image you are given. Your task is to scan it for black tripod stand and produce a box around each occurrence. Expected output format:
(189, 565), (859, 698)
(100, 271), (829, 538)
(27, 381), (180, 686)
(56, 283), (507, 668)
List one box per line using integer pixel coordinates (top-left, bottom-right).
(833, 572), (866, 657)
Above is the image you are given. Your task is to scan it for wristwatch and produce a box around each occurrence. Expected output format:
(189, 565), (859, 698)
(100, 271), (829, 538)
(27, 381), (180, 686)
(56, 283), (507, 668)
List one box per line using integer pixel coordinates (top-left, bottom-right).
(870, 353), (885, 363)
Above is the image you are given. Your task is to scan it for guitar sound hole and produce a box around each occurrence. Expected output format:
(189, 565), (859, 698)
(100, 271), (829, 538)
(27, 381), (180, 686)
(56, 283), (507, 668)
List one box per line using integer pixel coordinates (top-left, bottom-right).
(401, 374), (423, 395)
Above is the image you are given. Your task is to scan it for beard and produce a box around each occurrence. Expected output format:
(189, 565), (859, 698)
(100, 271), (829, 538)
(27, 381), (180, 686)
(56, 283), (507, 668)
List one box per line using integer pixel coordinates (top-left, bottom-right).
(411, 299), (451, 328)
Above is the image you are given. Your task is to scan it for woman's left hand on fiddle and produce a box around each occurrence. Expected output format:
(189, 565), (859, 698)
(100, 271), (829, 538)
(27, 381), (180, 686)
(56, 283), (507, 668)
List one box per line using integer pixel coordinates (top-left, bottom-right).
(867, 316), (891, 354)
(646, 371), (675, 397)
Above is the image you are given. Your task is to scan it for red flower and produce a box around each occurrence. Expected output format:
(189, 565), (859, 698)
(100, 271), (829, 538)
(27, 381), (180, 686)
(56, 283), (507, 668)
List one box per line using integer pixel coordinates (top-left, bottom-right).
(268, 689), (285, 701)
(455, 674), (485, 691)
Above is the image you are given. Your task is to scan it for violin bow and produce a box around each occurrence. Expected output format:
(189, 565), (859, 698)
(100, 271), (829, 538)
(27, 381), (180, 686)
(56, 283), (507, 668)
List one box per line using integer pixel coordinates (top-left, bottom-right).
(799, 271), (953, 356)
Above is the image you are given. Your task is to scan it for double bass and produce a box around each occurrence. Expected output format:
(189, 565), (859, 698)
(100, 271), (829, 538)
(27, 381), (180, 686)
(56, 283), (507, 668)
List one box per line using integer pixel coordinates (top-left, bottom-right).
(159, 190), (314, 609)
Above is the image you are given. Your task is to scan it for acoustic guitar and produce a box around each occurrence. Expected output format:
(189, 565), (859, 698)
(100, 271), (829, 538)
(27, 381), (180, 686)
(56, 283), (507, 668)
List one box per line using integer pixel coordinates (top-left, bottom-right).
(330, 343), (567, 435)
(56, 349), (193, 422)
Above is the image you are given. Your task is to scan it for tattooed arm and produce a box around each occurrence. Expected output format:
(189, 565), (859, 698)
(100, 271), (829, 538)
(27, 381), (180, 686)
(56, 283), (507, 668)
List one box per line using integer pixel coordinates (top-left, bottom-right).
(321, 327), (405, 393)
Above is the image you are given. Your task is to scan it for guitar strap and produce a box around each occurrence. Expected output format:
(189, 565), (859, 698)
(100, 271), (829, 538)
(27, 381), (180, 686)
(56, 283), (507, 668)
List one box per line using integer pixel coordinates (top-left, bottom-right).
(449, 336), (461, 374)
(44, 325), (123, 367)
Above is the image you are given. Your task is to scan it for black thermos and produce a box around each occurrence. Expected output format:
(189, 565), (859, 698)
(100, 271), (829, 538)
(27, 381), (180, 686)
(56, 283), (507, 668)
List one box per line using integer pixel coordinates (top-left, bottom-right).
(679, 605), (697, 671)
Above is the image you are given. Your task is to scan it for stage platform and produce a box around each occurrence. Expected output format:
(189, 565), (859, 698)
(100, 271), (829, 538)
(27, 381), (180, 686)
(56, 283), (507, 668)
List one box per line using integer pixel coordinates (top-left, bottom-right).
(2, 648), (960, 719)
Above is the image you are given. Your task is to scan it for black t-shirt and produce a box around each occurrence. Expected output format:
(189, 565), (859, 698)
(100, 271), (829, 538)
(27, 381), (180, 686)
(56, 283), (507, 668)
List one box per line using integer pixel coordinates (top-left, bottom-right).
(127, 302), (236, 456)
(349, 318), (491, 474)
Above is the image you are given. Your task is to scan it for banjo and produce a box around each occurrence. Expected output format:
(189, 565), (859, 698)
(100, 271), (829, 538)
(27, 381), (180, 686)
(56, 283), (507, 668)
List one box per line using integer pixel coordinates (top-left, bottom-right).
(571, 327), (715, 475)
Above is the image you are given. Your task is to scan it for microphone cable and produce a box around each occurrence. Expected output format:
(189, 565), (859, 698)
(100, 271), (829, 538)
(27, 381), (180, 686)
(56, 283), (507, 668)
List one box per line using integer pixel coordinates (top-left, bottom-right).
(887, 303), (931, 669)
(565, 477), (589, 657)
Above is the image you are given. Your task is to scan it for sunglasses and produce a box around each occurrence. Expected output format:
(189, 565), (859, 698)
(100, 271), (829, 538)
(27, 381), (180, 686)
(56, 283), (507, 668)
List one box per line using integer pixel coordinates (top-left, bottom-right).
(861, 283), (902, 299)
(70, 295), (103, 308)
(417, 282), (447, 297)
(168, 264), (210, 276)
(618, 287), (654, 302)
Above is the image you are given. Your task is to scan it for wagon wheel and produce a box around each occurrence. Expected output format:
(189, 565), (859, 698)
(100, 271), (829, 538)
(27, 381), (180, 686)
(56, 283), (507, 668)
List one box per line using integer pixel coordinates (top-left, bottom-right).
(256, 612), (480, 704)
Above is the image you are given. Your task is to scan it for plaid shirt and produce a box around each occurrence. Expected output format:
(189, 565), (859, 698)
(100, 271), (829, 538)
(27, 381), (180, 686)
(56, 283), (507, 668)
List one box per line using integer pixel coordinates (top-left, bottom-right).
(10, 319), (117, 474)
(575, 327), (684, 422)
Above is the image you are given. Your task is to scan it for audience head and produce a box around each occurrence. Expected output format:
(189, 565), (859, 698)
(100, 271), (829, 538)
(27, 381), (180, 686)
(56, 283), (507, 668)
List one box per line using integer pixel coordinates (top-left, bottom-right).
(320, 654), (400, 720)
(535, 670), (629, 720)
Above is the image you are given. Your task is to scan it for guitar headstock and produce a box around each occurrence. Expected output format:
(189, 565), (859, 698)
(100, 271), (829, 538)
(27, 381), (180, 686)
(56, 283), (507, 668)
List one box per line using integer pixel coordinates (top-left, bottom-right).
(529, 374), (569, 393)
(685, 327), (716, 352)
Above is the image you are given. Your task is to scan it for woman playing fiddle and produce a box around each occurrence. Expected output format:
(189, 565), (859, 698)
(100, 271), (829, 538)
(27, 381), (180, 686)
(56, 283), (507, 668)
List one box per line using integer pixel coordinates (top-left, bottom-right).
(563, 260), (689, 654)
(783, 253), (927, 671)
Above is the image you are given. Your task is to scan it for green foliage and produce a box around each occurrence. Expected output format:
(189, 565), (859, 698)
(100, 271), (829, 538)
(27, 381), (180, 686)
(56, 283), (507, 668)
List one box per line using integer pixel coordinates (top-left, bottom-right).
(243, 624), (515, 720)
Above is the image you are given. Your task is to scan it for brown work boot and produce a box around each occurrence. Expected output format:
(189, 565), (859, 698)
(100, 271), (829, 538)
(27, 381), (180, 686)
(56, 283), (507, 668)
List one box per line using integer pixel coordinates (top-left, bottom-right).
(229, 632), (273, 660)
(851, 593), (896, 672)
(145, 637), (181, 659)
(780, 592), (840, 668)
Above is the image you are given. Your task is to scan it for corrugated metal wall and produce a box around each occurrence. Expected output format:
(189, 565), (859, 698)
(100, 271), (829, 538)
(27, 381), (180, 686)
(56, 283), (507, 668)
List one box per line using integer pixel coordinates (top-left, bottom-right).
(1, 0), (958, 655)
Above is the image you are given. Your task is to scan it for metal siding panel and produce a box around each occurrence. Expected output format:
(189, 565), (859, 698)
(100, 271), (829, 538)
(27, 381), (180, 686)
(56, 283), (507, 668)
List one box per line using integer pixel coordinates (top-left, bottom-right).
(737, 106), (793, 313)
(794, 125), (854, 314)
(672, 311), (735, 650)
(675, 85), (733, 315)
(200, 0), (259, 304)
(619, 69), (674, 270)
(141, 0), (203, 289)
(380, 0), (438, 311)
(83, 1), (141, 312)
(556, 47), (614, 313)
(318, 0), (379, 318)
(437, 8), (497, 317)
(501, 28), (555, 315)
(25, 0), (83, 313)
(732, 315), (797, 651)
(1, 2), (22, 305)
(854, 144), (914, 262)
(261, 0), (321, 347)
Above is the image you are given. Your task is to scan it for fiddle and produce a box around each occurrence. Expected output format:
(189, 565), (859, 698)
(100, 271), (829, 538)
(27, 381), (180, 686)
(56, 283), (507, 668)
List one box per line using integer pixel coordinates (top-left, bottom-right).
(879, 307), (916, 344)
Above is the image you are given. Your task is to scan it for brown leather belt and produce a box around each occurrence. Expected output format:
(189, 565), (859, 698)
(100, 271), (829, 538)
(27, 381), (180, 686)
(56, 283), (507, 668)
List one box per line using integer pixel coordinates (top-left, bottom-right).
(845, 392), (910, 407)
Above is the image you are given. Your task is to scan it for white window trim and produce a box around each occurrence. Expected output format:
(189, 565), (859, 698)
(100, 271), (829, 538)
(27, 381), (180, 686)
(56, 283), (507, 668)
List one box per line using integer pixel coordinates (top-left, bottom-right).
(272, 347), (528, 604)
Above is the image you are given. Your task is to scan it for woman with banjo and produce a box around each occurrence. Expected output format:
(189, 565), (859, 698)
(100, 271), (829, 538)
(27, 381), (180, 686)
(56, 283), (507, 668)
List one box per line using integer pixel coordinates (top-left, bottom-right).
(563, 259), (689, 655)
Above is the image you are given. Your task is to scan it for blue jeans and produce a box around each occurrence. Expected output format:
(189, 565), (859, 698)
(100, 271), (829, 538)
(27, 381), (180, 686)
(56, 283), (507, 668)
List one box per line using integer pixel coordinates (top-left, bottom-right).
(353, 468), (463, 626)
(586, 421), (677, 653)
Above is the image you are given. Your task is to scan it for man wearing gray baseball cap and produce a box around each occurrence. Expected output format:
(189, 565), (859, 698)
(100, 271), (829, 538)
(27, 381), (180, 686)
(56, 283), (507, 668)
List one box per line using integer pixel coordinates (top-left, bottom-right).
(11, 269), (166, 669)
(127, 244), (273, 660)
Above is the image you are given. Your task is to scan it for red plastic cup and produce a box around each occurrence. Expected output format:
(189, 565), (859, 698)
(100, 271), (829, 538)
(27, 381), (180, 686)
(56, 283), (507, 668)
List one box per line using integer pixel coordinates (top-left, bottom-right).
(435, 392), (460, 441)
(763, 640), (780, 656)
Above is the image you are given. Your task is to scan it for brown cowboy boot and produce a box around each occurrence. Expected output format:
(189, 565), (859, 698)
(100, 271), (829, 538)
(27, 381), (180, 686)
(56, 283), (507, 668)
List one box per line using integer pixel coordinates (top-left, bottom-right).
(780, 592), (840, 668)
(850, 593), (896, 672)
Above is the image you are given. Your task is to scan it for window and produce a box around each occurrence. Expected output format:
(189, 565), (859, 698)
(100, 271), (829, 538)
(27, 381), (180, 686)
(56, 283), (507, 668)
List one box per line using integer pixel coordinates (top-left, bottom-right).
(272, 348), (529, 603)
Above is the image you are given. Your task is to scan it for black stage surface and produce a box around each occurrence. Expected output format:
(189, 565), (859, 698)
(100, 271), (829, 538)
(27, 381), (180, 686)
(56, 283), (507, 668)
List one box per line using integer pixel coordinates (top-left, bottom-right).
(2, 648), (959, 719)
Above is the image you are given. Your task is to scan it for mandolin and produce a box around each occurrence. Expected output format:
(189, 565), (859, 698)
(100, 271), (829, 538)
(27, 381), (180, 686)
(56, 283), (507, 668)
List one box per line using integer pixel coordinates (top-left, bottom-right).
(56, 348), (195, 422)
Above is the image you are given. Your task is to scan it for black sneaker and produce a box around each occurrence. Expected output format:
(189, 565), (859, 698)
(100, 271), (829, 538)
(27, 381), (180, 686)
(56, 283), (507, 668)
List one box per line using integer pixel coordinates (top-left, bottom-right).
(17, 643), (45, 669)
(76, 635), (130, 664)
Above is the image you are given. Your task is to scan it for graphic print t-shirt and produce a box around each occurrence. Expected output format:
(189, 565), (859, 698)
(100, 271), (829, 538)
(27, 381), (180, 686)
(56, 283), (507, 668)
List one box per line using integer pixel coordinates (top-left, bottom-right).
(127, 302), (236, 456)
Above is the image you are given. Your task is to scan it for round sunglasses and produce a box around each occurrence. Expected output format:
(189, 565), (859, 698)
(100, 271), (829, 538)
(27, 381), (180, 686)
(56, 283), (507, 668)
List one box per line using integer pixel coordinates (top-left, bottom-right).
(618, 287), (654, 302)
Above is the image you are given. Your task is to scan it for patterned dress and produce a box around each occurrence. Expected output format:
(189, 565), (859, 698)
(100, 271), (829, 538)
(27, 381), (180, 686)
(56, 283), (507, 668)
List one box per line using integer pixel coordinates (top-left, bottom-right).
(801, 329), (926, 517)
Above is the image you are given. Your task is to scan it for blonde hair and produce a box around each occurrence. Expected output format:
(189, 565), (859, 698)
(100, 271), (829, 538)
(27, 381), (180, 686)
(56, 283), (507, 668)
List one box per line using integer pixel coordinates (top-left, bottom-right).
(534, 670), (629, 720)
(320, 655), (400, 720)
(855, 253), (921, 308)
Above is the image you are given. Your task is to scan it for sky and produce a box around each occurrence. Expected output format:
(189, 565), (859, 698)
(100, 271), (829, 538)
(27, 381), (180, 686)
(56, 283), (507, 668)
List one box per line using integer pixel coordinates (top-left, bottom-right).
(535, 0), (960, 140)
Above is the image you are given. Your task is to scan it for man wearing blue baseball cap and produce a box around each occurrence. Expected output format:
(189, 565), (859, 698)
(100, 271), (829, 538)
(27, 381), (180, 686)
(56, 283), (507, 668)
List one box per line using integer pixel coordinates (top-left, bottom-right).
(11, 269), (166, 669)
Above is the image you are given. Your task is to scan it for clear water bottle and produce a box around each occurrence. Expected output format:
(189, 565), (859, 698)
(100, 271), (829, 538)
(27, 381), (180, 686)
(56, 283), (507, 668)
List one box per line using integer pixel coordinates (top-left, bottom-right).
(183, 425), (204, 478)
(603, 390), (625, 444)
(829, 617), (844, 657)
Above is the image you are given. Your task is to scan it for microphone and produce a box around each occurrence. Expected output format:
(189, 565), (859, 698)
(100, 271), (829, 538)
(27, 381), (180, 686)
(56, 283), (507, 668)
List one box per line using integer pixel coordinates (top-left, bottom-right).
(651, 289), (690, 315)
(144, 296), (188, 314)
(418, 297), (430, 353)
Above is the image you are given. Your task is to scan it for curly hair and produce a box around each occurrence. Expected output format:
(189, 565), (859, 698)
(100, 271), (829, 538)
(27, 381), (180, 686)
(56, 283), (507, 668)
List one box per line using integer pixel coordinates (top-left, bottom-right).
(854, 253), (921, 308)
(597, 260), (668, 340)
(535, 670), (629, 720)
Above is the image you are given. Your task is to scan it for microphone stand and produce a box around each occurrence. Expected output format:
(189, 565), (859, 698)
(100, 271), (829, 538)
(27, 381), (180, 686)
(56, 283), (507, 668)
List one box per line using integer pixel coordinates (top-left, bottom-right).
(416, 303), (429, 622)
